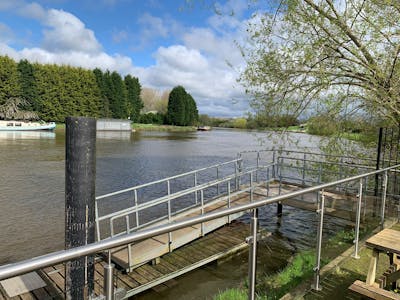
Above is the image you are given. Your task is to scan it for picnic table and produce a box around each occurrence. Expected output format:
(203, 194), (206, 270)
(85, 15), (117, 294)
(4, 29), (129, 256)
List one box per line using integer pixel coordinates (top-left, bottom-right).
(349, 229), (400, 300)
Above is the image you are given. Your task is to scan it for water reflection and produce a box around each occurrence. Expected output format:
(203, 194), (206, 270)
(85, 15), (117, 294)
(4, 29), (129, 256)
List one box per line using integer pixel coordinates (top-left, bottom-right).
(96, 131), (132, 140)
(0, 131), (56, 141)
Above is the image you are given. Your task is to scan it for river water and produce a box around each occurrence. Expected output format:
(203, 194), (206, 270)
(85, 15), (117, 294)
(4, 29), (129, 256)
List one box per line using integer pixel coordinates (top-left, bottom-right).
(0, 128), (356, 299)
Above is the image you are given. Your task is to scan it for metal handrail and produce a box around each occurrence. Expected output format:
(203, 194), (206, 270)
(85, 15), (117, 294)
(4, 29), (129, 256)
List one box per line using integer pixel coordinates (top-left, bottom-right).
(104, 165), (273, 223)
(1, 163), (399, 281)
(95, 157), (245, 242)
(239, 149), (376, 163)
(95, 158), (242, 200)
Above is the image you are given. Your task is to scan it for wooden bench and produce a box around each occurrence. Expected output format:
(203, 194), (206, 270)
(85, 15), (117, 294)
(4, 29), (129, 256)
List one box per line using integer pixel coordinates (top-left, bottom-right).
(349, 280), (400, 300)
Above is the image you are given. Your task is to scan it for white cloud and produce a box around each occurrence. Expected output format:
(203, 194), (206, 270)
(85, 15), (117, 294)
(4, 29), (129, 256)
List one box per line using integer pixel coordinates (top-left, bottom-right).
(42, 9), (102, 53)
(139, 13), (168, 39)
(135, 44), (247, 117)
(0, 0), (251, 116)
(18, 2), (47, 20)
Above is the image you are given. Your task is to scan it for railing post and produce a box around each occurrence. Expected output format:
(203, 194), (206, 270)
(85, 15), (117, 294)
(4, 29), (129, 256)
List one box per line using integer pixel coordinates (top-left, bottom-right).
(248, 208), (258, 300)
(278, 157), (283, 195)
(104, 250), (115, 300)
(352, 179), (363, 259)
(167, 180), (172, 252)
(227, 181), (231, 223)
(338, 157), (344, 191)
(272, 150), (276, 179)
(134, 190), (139, 228)
(216, 167), (220, 196)
(256, 151), (260, 183)
(277, 157), (283, 216)
(201, 190), (205, 236)
(235, 160), (239, 191)
(238, 159), (243, 189)
(312, 189), (325, 291)
(194, 172), (198, 205)
(266, 166), (270, 197)
(380, 171), (388, 230)
(302, 153), (306, 187)
(65, 117), (96, 300)
(250, 172), (254, 202)
(125, 216), (132, 271)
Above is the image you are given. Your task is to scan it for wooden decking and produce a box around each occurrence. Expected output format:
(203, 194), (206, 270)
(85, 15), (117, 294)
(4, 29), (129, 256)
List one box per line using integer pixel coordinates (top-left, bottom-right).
(0, 222), (250, 300)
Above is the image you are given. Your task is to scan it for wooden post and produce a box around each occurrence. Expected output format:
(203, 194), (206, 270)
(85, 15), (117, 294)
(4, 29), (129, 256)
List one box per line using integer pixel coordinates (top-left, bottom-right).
(65, 117), (96, 300)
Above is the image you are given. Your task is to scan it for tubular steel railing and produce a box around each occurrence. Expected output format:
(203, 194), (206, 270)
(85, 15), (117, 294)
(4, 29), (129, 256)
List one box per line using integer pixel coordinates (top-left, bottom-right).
(0, 162), (399, 300)
(95, 158), (243, 241)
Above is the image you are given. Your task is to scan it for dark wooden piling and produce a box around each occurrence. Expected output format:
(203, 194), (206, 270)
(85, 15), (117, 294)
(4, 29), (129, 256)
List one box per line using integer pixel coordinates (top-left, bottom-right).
(65, 117), (96, 300)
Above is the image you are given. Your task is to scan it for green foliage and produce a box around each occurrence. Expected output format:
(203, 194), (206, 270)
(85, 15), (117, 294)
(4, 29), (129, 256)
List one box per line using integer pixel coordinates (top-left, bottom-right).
(233, 118), (247, 129)
(109, 71), (127, 119)
(33, 63), (102, 122)
(167, 86), (187, 125)
(139, 112), (165, 124)
(246, 113), (299, 129)
(93, 68), (111, 117)
(241, 0), (400, 126)
(0, 55), (143, 122)
(17, 59), (39, 111)
(125, 75), (143, 122)
(214, 288), (248, 300)
(167, 86), (199, 126)
(257, 251), (316, 299)
(0, 56), (21, 106)
(307, 115), (338, 136)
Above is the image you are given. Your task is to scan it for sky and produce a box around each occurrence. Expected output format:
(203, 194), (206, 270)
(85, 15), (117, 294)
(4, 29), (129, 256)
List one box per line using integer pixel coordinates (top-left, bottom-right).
(0, 0), (262, 117)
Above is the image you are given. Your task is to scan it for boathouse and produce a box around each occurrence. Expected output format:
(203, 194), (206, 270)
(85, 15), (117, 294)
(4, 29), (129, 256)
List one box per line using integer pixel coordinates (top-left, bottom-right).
(96, 119), (132, 131)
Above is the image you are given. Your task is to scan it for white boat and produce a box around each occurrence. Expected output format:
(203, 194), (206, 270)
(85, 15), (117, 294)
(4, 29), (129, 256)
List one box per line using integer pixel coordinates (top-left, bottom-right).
(0, 120), (56, 131)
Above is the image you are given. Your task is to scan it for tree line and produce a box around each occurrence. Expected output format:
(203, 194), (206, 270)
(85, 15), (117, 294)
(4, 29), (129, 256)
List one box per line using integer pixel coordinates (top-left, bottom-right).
(0, 55), (198, 125)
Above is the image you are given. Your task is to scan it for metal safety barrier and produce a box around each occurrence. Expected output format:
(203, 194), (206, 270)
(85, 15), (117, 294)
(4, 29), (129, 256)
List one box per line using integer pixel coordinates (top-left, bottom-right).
(0, 163), (399, 300)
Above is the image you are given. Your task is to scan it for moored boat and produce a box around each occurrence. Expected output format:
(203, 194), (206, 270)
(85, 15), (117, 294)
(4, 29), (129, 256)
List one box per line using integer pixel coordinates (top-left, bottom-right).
(0, 120), (56, 131)
(197, 125), (211, 131)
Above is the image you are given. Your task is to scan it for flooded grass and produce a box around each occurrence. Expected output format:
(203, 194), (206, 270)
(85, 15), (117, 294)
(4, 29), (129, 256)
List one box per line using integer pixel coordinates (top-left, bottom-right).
(214, 288), (248, 300)
(213, 222), (381, 300)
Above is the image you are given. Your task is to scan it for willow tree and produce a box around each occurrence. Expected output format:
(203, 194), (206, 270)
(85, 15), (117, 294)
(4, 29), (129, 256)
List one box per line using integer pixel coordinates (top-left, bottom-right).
(241, 0), (400, 125)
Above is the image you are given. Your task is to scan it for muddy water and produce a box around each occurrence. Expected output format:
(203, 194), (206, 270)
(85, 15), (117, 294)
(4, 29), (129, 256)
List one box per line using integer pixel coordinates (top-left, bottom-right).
(0, 128), (355, 299)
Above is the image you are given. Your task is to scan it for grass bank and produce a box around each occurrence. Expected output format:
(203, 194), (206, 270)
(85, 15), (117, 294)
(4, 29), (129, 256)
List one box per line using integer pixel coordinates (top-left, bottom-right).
(213, 225), (375, 300)
(132, 123), (197, 132)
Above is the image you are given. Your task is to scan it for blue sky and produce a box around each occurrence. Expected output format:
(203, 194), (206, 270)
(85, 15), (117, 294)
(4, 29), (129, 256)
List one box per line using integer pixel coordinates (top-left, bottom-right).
(0, 0), (263, 116)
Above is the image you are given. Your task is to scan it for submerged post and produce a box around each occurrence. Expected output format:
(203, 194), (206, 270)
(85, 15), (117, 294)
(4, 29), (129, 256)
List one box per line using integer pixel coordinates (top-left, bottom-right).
(65, 117), (96, 299)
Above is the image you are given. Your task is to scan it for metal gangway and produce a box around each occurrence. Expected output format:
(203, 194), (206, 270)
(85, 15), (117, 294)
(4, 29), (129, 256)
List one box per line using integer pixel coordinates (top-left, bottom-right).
(94, 149), (385, 272)
(0, 149), (399, 300)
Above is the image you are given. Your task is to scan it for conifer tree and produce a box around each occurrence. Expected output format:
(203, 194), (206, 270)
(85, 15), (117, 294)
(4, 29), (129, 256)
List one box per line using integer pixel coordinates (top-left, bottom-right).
(109, 71), (126, 119)
(0, 56), (21, 106)
(17, 59), (39, 111)
(167, 86), (187, 125)
(125, 75), (143, 122)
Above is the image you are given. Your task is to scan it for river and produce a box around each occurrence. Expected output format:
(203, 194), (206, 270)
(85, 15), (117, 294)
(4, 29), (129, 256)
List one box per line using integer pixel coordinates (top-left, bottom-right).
(0, 128), (354, 299)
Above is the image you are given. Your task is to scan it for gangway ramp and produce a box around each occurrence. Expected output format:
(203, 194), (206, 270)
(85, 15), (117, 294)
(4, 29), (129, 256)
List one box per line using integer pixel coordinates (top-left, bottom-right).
(109, 181), (265, 271)
(95, 157), (273, 272)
